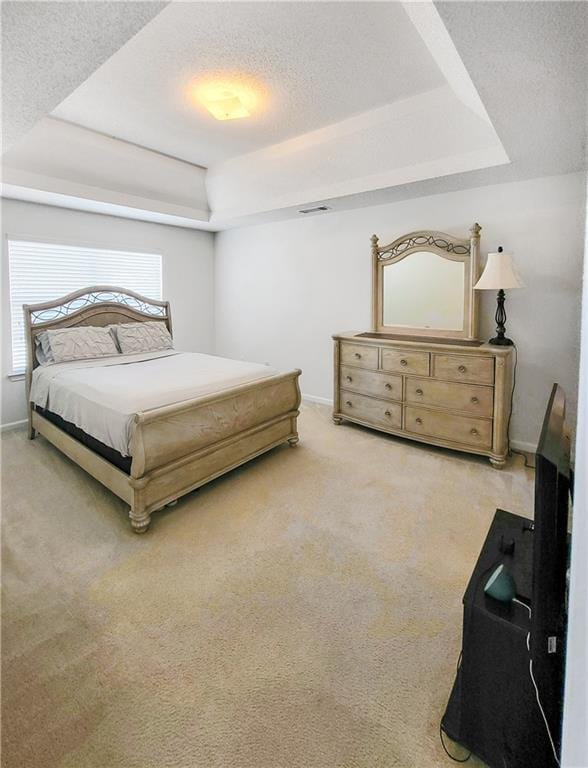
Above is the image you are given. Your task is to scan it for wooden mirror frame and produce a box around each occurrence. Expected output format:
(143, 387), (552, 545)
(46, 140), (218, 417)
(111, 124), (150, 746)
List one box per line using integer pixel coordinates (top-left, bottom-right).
(371, 223), (481, 340)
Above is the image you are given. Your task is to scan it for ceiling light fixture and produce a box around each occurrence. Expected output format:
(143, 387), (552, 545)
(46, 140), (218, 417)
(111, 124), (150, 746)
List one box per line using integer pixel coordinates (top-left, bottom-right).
(202, 90), (250, 121)
(192, 77), (262, 121)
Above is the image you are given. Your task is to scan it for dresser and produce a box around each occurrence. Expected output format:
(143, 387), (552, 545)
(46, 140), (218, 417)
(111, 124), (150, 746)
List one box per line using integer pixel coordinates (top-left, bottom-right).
(332, 332), (514, 468)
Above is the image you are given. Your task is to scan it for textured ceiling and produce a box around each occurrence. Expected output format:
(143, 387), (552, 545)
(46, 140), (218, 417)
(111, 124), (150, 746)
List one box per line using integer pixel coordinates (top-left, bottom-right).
(231, 0), (587, 230)
(1, 1), (168, 151)
(435, 0), (588, 180)
(51, 1), (444, 167)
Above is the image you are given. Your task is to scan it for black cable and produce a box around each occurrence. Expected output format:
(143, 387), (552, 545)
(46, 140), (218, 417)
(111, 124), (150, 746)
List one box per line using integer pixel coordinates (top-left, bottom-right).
(506, 341), (517, 455)
(511, 448), (535, 469)
(439, 723), (472, 763)
(439, 650), (472, 760)
(505, 343), (535, 469)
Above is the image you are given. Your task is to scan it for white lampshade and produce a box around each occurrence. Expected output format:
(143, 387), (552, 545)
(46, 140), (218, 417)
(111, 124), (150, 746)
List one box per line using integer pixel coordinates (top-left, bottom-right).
(474, 248), (524, 290)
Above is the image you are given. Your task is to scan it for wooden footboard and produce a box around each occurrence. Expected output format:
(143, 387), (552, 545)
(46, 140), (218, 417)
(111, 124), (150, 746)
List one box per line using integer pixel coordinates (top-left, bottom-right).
(130, 371), (301, 476)
(128, 370), (302, 531)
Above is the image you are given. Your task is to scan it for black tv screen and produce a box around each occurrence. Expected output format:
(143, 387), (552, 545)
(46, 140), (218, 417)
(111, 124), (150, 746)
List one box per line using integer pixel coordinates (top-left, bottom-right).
(531, 383), (571, 750)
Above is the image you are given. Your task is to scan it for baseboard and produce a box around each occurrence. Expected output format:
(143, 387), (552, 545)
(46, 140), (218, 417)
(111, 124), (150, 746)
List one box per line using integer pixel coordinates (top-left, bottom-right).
(1, 418), (27, 432)
(302, 393), (333, 407)
(510, 440), (537, 455)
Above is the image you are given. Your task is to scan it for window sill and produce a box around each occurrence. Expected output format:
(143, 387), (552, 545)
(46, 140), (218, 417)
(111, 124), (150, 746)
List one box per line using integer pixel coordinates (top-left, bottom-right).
(7, 372), (25, 381)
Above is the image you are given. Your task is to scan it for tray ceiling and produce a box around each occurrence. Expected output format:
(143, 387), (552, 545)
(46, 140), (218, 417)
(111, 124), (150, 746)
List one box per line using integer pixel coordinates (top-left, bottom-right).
(51, 2), (445, 167)
(2, 1), (585, 230)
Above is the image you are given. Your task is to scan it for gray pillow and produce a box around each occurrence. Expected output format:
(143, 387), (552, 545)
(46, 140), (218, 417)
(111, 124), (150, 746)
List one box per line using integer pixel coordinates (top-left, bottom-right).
(46, 326), (119, 363)
(34, 331), (54, 365)
(114, 321), (173, 355)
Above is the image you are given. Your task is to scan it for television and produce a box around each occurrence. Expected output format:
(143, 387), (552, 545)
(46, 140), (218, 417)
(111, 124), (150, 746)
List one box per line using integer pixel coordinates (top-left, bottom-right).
(531, 383), (572, 750)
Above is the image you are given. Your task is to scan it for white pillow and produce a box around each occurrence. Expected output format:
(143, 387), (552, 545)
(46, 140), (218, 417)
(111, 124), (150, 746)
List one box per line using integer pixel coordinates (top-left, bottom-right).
(46, 326), (119, 363)
(114, 321), (173, 355)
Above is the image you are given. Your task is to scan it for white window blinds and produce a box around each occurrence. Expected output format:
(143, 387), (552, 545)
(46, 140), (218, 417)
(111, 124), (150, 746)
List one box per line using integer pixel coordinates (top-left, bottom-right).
(8, 240), (162, 373)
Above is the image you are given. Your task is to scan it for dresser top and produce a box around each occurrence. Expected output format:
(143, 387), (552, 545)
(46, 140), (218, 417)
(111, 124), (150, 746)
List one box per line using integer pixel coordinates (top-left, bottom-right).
(333, 330), (515, 357)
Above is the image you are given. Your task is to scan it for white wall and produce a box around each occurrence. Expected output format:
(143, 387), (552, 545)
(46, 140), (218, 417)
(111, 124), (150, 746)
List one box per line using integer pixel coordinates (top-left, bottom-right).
(561, 175), (588, 768)
(1, 199), (215, 426)
(215, 172), (587, 450)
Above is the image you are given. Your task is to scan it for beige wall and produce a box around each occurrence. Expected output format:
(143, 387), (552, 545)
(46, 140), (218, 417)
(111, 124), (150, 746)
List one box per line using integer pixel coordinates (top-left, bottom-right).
(215, 172), (587, 450)
(1, 199), (215, 426)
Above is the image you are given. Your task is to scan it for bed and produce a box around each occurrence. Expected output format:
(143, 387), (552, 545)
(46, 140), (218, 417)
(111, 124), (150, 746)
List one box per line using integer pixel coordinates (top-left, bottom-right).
(25, 286), (301, 533)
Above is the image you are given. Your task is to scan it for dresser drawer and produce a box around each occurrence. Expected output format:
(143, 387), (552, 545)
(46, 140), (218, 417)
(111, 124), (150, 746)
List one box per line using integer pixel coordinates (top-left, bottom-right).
(340, 390), (402, 429)
(340, 366), (402, 401)
(340, 342), (379, 369)
(406, 378), (494, 418)
(405, 406), (492, 449)
(381, 348), (430, 376)
(433, 354), (494, 385)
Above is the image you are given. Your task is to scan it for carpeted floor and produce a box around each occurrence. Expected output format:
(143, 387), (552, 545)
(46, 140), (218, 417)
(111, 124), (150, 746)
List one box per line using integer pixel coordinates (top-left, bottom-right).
(1, 403), (534, 768)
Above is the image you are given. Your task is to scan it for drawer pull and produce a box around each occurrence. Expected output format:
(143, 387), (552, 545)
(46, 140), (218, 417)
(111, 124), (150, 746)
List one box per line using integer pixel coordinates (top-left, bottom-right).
(354, 352), (362, 359)
(415, 388), (424, 395)
(415, 417), (423, 425)
(384, 410), (392, 417)
(400, 359), (408, 367)
(385, 382), (392, 390)
(458, 365), (467, 373)
(346, 400), (353, 407)
(471, 396), (479, 404)
(470, 428), (479, 436)
(346, 375), (353, 382)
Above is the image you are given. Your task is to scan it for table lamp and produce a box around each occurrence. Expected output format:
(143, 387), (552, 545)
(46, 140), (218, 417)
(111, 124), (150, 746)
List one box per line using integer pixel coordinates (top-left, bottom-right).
(474, 247), (523, 346)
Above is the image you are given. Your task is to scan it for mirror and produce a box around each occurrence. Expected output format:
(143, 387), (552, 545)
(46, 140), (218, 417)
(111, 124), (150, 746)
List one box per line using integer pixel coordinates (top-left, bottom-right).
(382, 252), (465, 331)
(372, 225), (481, 340)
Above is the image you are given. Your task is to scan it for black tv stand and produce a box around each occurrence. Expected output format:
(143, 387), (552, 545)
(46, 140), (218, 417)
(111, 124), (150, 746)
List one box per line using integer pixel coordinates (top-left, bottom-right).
(441, 509), (562, 768)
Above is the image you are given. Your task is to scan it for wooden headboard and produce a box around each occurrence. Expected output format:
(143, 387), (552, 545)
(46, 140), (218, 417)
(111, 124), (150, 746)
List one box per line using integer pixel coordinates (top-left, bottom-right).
(24, 285), (172, 381)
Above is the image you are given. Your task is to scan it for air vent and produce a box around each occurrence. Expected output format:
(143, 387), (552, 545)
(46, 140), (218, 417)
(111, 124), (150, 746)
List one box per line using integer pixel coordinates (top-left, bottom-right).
(298, 205), (331, 214)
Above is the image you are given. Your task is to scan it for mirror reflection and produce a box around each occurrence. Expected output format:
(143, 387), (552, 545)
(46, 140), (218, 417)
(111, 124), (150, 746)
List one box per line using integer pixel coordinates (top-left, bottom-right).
(382, 251), (465, 331)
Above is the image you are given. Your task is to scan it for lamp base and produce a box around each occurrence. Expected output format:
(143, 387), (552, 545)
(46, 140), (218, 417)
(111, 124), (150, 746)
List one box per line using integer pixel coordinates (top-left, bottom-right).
(488, 335), (514, 346)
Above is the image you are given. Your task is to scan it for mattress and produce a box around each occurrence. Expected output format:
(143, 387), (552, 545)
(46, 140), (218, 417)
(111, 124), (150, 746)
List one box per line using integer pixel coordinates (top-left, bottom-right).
(36, 406), (132, 473)
(31, 350), (278, 458)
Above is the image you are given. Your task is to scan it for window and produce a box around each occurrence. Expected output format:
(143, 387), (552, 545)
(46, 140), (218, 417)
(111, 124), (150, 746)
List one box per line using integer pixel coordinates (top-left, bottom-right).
(8, 240), (162, 373)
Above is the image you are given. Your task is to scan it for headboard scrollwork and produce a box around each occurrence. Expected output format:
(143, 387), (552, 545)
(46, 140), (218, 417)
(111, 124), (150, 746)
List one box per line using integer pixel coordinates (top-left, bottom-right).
(28, 288), (168, 325)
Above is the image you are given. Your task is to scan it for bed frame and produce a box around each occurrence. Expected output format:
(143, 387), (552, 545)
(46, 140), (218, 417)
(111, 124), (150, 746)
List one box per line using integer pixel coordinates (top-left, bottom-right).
(24, 286), (301, 533)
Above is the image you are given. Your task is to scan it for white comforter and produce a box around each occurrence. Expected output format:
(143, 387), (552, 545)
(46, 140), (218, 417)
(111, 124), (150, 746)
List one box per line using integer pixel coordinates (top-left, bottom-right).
(30, 351), (278, 457)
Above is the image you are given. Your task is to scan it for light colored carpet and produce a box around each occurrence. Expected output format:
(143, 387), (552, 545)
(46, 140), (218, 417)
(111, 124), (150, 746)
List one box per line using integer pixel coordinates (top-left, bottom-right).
(1, 404), (534, 768)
